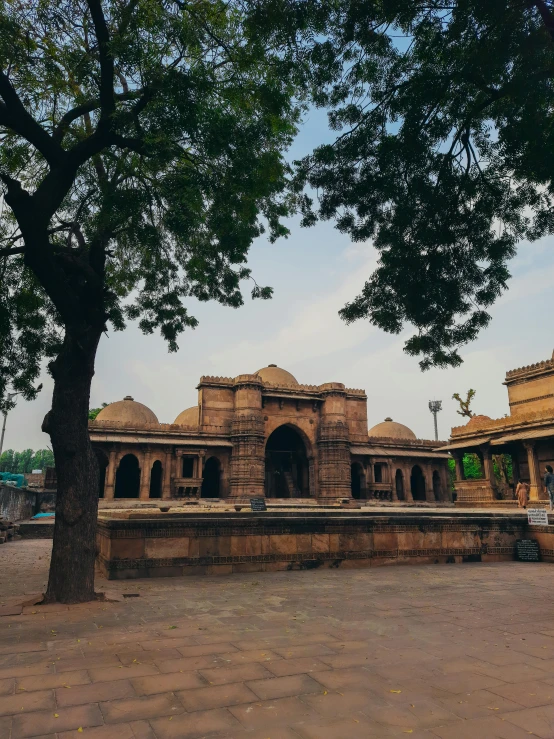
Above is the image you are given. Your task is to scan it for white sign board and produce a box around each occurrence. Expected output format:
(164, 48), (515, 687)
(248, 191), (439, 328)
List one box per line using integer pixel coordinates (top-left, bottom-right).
(31, 469), (42, 474)
(527, 508), (549, 526)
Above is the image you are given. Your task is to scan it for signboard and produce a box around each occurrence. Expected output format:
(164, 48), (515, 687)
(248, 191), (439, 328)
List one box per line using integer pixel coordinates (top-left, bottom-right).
(527, 508), (549, 526)
(250, 498), (267, 512)
(515, 539), (541, 562)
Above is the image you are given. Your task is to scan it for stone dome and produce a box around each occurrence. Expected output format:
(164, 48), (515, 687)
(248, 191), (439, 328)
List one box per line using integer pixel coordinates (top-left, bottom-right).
(95, 396), (159, 425)
(255, 364), (298, 386)
(174, 406), (199, 426)
(368, 417), (417, 440)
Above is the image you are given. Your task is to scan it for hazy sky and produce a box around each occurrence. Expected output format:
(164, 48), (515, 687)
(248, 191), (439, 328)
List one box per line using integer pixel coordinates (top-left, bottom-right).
(3, 109), (550, 452)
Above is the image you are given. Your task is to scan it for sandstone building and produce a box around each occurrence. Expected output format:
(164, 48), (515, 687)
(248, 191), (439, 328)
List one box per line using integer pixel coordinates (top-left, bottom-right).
(89, 365), (451, 504)
(439, 353), (554, 506)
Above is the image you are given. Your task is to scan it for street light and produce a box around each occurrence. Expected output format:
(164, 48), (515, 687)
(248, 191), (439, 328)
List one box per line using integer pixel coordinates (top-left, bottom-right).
(0, 392), (20, 459)
(428, 400), (443, 442)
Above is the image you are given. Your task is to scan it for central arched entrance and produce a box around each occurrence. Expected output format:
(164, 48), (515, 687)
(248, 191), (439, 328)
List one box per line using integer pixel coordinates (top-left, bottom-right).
(410, 465), (426, 501)
(265, 425), (310, 498)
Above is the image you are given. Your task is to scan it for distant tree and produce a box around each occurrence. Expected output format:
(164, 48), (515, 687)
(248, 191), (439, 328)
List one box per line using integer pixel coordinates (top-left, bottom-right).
(0, 448), (53, 473)
(452, 390), (476, 419)
(0, 1), (301, 603)
(0, 449), (15, 472)
(88, 404), (109, 421)
(30, 449), (55, 471)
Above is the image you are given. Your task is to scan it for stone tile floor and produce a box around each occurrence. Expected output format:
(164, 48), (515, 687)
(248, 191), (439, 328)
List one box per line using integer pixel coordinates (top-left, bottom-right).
(1, 540), (554, 737)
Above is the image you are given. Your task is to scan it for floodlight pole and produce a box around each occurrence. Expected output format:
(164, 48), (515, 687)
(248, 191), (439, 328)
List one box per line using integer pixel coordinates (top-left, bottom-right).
(0, 393), (18, 459)
(428, 400), (443, 442)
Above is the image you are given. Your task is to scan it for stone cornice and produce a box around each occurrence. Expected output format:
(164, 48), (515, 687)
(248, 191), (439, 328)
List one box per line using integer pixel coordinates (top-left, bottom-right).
(504, 355), (554, 384)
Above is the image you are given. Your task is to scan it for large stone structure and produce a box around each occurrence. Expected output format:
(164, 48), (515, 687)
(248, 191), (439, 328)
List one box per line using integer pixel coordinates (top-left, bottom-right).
(89, 365), (451, 504)
(439, 352), (554, 506)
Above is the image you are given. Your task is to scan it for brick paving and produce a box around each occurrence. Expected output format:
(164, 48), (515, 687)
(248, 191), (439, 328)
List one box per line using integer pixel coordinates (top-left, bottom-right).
(1, 541), (554, 737)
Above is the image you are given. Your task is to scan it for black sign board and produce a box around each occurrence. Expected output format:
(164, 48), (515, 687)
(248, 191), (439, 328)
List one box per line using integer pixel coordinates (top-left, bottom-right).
(515, 539), (541, 562)
(250, 498), (267, 512)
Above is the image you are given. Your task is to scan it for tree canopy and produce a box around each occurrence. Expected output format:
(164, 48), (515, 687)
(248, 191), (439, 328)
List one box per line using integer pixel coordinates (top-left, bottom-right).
(281, 0), (554, 369)
(0, 0), (299, 411)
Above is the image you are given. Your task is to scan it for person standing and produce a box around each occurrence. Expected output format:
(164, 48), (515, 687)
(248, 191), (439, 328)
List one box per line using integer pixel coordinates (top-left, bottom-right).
(516, 480), (529, 509)
(544, 465), (554, 511)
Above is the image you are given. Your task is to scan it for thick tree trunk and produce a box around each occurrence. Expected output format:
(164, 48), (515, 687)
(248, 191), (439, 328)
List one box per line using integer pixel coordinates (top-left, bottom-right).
(43, 329), (102, 604)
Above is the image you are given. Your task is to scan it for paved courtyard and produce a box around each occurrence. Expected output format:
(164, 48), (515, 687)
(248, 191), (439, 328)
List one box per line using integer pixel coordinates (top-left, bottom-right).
(1, 541), (554, 738)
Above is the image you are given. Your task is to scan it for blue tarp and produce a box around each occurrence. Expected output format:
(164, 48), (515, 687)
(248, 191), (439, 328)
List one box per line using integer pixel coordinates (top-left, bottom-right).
(31, 512), (55, 519)
(0, 472), (25, 488)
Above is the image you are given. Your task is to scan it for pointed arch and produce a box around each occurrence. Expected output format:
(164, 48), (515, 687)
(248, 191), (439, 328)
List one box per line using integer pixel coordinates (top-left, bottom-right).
(115, 454), (140, 498)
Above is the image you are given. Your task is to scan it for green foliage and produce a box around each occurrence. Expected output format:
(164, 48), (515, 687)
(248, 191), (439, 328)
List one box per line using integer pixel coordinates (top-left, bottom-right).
(452, 390), (476, 419)
(0, 0), (302, 407)
(88, 403), (109, 421)
(463, 453), (483, 479)
(448, 452), (513, 489)
(0, 448), (54, 473)
(275, 0), (554, 369)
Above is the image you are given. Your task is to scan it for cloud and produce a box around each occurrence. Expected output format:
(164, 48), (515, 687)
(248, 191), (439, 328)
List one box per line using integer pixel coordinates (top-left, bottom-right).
(210, 250), (379, 372)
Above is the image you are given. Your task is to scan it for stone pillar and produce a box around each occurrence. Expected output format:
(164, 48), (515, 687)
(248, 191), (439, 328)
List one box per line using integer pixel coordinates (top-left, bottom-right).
(452, 452), (465, 481)
(162, 449), (172, 499)
(229, 375), (265, 498)
(524, 441), (543, 501)
(317, 384), (350, 500)
(104, 450), (117, 500)
(511, 450), (520, 486)
(389, 462), (397, 502)
(404, 464), (414, 503)
(481, 446), (495, 484)
(424, 464), (435, 503)
(140, 450), (151, 500)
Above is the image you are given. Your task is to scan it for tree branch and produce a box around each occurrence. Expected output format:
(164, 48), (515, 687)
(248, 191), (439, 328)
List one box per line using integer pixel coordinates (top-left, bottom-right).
(52, 89), (143, 143)
(0, 245), (25, 257)
(86, 0), (115, 122)
(0, 74), (64, 166)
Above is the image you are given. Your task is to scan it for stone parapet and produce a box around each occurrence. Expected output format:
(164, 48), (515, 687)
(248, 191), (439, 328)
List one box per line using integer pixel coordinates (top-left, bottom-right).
(95, 510), (538, 579)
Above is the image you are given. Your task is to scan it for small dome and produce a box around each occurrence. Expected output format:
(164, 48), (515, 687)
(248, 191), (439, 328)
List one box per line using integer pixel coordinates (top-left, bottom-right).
(368, 417), (417, 440)
(465, 414), (491, 428)
(174, 406), (199, 426)
(255, 364), (298, 386)
(95, 396), (158, 425)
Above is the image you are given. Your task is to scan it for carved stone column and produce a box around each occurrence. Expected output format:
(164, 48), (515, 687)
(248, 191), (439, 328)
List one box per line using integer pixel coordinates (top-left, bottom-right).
(139, 450), (151, 500)
(389, 462), (397, 502)
(104, 450), (117, 500)
(452, 452), (465, 481)
(404, 465), (414, 503)
(317, 420), (351, 499)
(480, 445), (495, 484)
(162, 449), (172, 499)
(524, 441), (543, 501)
(229, 374), (265, 499)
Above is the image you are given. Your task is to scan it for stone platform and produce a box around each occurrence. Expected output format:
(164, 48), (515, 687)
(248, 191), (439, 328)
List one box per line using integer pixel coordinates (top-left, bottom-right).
(96, 508), (554, 580)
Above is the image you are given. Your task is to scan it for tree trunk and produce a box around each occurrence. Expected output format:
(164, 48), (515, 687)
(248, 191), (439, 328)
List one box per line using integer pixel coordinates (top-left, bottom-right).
(43, 329), (102, 604)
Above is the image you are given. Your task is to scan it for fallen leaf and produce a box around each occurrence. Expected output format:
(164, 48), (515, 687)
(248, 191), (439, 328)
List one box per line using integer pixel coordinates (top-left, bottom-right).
(54, 713), (59, 718)
(403, 731), (413, 735)
(390, 690), (402, 694)
(323, 691), (328, 695)
(77, 729), (83, 733)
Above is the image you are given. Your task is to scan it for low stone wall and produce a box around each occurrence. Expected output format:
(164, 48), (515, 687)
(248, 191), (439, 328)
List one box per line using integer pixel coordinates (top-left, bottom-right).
(96, 510), (533, 580)
(0, 485), (35, 522)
